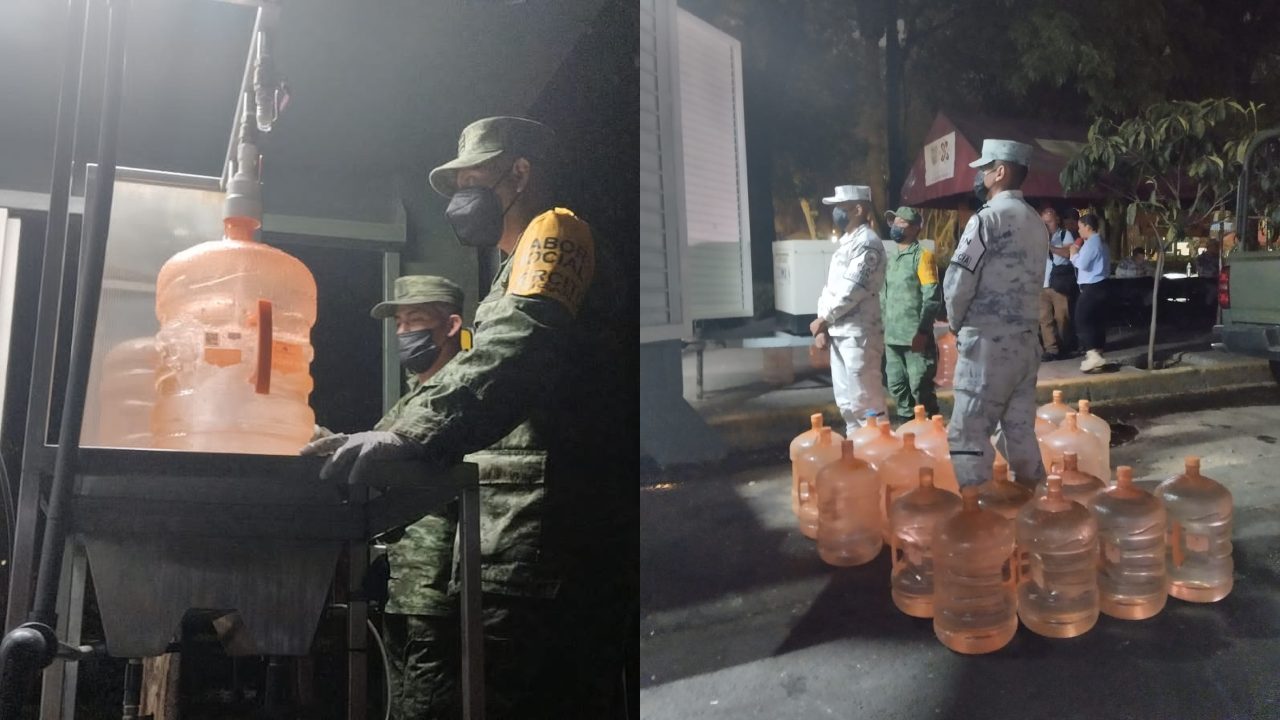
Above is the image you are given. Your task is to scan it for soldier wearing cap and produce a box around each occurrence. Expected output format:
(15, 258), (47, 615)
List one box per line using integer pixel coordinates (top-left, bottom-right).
(303, 117), (629, 718)
(881, 205), (942, 420)
(811, 184), (888, 434)
(944, 139), (1049, 490)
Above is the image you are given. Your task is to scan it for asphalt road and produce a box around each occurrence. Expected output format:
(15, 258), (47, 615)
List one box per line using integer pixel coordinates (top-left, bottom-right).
(640, 404), (1280, 720)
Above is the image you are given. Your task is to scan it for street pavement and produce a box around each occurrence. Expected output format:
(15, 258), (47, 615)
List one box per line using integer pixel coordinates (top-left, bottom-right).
(640, 403), (1280, 719)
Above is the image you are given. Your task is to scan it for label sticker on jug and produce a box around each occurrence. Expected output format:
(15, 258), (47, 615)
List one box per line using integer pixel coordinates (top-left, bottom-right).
(1104, 541), (1121, 565)
(1185, 533), (1210, 553)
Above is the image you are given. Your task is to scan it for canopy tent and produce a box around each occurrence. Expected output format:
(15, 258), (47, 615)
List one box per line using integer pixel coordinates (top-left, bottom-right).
(900, 112), (1106, 208)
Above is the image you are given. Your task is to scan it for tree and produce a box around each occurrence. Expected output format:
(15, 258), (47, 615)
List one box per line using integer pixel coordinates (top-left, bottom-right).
(1060, 99), (1280, 369)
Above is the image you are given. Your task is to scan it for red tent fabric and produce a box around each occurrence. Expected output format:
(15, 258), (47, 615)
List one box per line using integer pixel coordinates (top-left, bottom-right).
(900, 112), (1105, 207)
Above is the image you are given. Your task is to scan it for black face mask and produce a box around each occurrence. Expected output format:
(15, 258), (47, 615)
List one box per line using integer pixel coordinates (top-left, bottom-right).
(397, 329), (441, 375)
(973, 169), (990, 204)
(444, 169), (519, 247)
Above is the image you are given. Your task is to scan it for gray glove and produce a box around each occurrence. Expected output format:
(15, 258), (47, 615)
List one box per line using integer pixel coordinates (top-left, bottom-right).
(318, 431), (425, 483)
(311, 424), (337, 442)
(300, 433), (350, 457)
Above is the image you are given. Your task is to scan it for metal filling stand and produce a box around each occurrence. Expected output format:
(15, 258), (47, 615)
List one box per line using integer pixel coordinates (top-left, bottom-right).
(0, 1), (484, 718)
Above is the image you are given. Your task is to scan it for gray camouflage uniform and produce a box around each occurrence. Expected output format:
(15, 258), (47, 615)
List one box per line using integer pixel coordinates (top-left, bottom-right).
(944, 189), (1049, 488)
(817, 223), (888, 435)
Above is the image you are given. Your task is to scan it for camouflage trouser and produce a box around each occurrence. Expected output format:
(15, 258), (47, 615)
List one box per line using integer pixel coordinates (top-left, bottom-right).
(381, 590), (627, 719)
(884, 342), (938, 420)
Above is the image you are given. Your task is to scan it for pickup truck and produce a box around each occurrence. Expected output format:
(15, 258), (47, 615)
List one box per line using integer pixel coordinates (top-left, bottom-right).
(1215, 127), (1280, 379)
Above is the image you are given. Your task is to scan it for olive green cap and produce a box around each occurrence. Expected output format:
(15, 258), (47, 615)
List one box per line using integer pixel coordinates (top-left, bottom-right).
(370, 275), (465, 319)
(428, 116), (555, 197)
(884, 206), (922, 225)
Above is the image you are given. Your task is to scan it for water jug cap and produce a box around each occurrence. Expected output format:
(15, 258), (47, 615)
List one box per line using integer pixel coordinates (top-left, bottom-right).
(960, 485), (979, 509)
(902, 432), (916, 448)
(992, 458), (1008, 481)
(1078, 399), (1091, 413)
(1053, 389), (1063, 401)
(810, 413), (824, 430)
(1045, 474), (1064, 500)
(1063, 452), (1078, 469)
(879, 420), (892, 437)
(914, 405), (926, 421)
(1064, 412), (1078, 429)
(1185, 456), (1201, 473)
(1116, 465), (1133, 487)
(818, 427), (832, 445)
(919, 466), (934, 488)
(841, 439), (854, 458)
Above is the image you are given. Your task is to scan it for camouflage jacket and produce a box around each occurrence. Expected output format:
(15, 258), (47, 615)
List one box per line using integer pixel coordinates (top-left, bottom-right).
(380, 208), (628, 609)
(880, 240), (942, 347)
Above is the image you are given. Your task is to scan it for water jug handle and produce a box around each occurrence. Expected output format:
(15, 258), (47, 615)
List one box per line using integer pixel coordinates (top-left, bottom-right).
(1170, 520), (1185, 568)
(798, 478), (811, 505)
(255, 299), (273, 395)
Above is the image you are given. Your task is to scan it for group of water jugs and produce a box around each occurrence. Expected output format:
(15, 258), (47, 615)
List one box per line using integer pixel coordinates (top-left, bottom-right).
(790, 390), (1234, 654)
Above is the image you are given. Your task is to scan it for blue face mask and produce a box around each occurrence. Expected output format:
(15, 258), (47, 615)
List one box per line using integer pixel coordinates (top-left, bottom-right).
(832, 207), (849, 231)
(890, 225), (907, 242)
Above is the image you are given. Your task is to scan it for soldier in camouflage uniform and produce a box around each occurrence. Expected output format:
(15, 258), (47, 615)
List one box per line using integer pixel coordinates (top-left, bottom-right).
(880, 206), (942, 420)
(944, 139), (1048, 490)
(304, 117), (630, 719)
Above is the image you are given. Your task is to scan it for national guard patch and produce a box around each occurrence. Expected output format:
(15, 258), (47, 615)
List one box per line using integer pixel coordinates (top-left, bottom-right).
(950, 214), (985, 273)
(507, 208), (595, 314)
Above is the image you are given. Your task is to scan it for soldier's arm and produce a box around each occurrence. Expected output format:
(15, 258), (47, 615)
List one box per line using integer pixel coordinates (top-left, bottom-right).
(384, 212), (594, 462)
(944, 214), (985, 333)
(819, 244), (878, 325)
(916, 248), (943, 333)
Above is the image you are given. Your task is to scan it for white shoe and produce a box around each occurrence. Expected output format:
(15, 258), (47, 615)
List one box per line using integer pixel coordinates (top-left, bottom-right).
(1079, 349), (1106, 373)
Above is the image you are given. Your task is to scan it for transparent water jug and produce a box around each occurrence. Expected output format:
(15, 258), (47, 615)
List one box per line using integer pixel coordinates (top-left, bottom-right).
(1041, 413), (1107, 484)
(791, 413), (842, 520)
(94, 337), (159, 449)
(849, 411), (884, 451)
(933, 487), (1018, 654)
(1075, 399), (1111, 477)
(1094, 466), (1168, 619)
(1037, 452), (1106, 510)
(935, 324), (957, 389)
(1016, 475), (1099, 638)
(858, 418), (903, 471)
(977, 459), (1032, 520)
(1035, 415), (1055, 442)
(1155, 457), (1233, 602)
(895, 405), (930, 439)
(816, 440), (883, 567)
(879, 433), (957, 542)
(153, 217), (317, 454)
(795, 427), (841, 540)
(914, 415), (949, 459)
(1036, 389), (1072, 427)
(889, 468), (961, 618)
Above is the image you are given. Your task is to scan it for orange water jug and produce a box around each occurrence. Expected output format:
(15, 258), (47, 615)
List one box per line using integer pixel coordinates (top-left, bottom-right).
(1094, 466), (1168, 619)
(795, 427), (841, 539)
(1041, 413), (1107, 483)
(977, 459), (1032, 520)
(807, 341), (831, 370)
(895, 405), (930, 439)
(1155, 457), (1233, 602)
(1038, 452), (1106, 510)
(791, 413), (843, 519)
(914, 415), (949, 459)
(933, 486), (1018, 654)
(849, 410), (884, 450)
(93, 337), (159, 449)
(879, 433), (957, 542)
(1036, 389), (1072, 427)
(934, 323), (956, 388)
(1075, 399), (1111, 474)
(153, 216), (317, 454)
(816, 440), (883, 566)
(889, 467), (961, 618)
(857, 418), (902, 471)
(1016, 475), (1099, 638)
(1035, 415), (1055, 442)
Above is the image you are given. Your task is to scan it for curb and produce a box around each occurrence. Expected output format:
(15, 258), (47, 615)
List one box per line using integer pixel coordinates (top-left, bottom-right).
(705, 355), (1276, 454)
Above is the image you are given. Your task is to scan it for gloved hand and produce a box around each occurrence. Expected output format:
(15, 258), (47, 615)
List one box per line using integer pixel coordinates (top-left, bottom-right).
(318, 431), (425, 483)
(300, 433), (350, 457)
(311, 424), (337, 442)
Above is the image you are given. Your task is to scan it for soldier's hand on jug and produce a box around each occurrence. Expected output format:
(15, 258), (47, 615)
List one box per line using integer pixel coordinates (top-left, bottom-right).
(300, 432), (350, 457)
(317, 430), (425, 482)
(809, 317), (828, 336)
(813, 330), (829, 350)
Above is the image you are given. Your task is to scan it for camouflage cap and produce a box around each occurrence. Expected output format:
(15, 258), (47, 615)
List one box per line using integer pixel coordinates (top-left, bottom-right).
(884, 206), (922, 225)
(428, 116), (555, 197)
(370, 275), (465, 319)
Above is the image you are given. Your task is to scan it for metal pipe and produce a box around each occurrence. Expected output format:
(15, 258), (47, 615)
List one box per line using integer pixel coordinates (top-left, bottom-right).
(222, 7), (262, 189)
(31, 0), (130, 628)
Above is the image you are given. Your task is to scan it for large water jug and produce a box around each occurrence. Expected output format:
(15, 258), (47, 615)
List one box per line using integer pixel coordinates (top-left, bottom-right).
(895, 405), (930, 439)
(791, 413), (842, 520)
(1036, 389), (1072, 427)
(933, 486), (1017, 654)
(1037, 452), (1106, 510)
(1041, 413), (1107, 483)
(935, 323), (957, 389)
(914, 415), (949, 459)
(977, 459), (1032, 520)
(1016, 475), (1099, 638)
(1075, 399), (1111, 476)
(795, 427), (841, 539)
(816, 440), (882, 566)
(858, 418), (903, 470)
(879, 433), (958, 542)
(93, 337), (159, 448)
(1093, 466), (1168, 619)
(848, 410), (883, 450)
(153, 216), (317, 454)
(1155, 457), (1233, 602)
(1035, 415), (1055, 442)
(889, 467), (961, 618)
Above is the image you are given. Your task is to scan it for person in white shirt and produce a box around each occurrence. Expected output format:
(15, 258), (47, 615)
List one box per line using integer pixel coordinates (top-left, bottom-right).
(810, 184), (888, 435)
